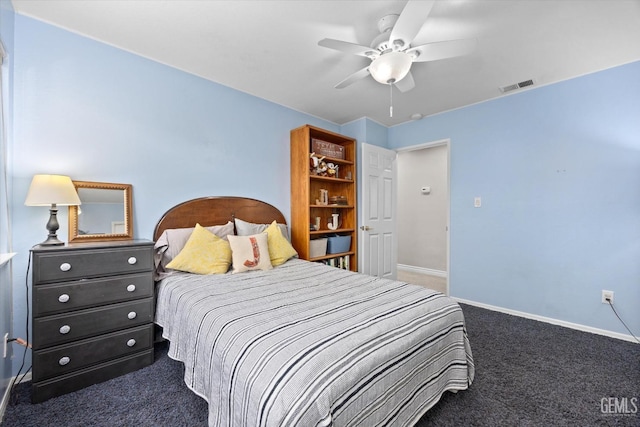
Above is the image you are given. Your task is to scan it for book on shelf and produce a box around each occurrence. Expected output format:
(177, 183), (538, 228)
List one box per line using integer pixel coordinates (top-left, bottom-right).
(319, 255), (351, 270)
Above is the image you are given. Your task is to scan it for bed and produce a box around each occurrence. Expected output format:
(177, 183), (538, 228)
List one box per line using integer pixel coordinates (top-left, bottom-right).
(153, 197), (474, 427)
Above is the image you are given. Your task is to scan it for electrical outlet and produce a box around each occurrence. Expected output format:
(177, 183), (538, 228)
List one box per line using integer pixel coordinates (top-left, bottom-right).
(3, 333), (8, 358)
(602, 290), (614, 304)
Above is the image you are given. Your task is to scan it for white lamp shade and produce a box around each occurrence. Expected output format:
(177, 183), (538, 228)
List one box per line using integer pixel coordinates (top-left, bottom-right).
(24, 174), (82, 206)
(369, 51), (413, 85)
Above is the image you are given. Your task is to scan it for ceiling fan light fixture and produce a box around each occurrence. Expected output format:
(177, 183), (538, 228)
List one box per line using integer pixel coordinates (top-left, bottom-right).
(369, 51), (412, 84)
(392, 39), (405, 50)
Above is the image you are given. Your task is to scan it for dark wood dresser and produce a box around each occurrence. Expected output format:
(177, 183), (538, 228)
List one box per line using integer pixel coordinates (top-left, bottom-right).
(30, 240), (155, 403)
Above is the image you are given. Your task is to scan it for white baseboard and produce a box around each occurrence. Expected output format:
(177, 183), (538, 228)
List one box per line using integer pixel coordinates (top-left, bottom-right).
(0, 372), (31, 423)
(397, 264), (447, 278)
(0, 379), (10, 424)
(453, 297), (638, 344)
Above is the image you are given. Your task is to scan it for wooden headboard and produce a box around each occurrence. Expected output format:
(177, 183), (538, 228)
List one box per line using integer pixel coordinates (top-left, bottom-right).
(153, 196), (287, 241)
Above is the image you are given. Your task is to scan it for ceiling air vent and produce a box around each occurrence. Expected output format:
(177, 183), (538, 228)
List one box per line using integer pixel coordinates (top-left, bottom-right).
(500, 79), (535, 93)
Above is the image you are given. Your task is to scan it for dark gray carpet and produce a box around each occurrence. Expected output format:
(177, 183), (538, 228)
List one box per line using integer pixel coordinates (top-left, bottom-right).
(2, 304), (638, 426)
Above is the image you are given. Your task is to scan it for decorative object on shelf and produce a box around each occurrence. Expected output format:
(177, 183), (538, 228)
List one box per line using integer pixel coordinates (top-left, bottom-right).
(25, 174), (82, 246)
(316, 189), (329, 205)
(309, 152), (326, 175)
(312, 138), (345, 159)
(326, 162), (339, 178)
(313, 216), (321, 231)
(332, 208), (343, 229)
(327, 213), (340, 230)
(317, 160), (329, 175)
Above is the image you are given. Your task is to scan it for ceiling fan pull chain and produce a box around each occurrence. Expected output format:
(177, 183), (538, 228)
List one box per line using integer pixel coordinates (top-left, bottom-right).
(389, 83), (393, 117)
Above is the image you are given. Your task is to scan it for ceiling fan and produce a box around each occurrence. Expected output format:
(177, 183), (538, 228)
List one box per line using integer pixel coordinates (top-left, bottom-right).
(318, 0), (477, 93)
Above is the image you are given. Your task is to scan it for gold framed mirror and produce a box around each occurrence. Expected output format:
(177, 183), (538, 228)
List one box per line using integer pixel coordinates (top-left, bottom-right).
(68, 181), (133, 242)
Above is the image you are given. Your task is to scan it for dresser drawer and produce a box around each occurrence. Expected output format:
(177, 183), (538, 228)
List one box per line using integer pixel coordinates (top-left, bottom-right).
(33, 272), (153, 316)
(33, 298), (154, 350)
(31, 349), (154, 404)
(33, 245), (153, 284)
(32, 324), (153, 382)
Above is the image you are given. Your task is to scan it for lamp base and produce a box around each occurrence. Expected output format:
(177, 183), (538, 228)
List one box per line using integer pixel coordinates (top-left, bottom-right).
(39, 205), (65, 246)
(38, 235), (65, 246)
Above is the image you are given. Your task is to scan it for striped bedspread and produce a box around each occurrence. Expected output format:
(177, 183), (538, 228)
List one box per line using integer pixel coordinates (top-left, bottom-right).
(155, 259), (474, 427)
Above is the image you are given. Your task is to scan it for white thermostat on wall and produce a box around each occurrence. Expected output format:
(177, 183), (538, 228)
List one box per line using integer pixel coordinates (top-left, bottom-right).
(421, 186), (431, 195)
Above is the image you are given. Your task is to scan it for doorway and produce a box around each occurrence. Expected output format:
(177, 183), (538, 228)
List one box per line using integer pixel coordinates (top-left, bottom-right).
(395, 139), (450, 295)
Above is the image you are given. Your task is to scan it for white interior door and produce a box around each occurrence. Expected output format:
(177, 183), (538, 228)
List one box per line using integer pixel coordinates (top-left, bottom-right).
(360, 143), (397, 279)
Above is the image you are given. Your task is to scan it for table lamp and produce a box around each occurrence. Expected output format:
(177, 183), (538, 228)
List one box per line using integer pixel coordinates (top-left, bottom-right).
(25, 174), (82, 246)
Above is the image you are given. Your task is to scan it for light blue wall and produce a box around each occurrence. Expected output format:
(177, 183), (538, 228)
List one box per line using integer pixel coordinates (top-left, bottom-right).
(389, 61), (640, 336)
(0, 0), (14, 397)
(364, 119), (389, 148)
(10, 15), (339, 373)
(340, 118), (388, 149)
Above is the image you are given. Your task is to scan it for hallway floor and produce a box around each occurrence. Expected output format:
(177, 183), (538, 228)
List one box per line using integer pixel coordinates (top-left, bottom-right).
(397, 269), (447, 294)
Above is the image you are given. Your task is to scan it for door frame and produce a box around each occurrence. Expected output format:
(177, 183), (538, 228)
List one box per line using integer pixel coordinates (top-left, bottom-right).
(395, 138), (451, 295)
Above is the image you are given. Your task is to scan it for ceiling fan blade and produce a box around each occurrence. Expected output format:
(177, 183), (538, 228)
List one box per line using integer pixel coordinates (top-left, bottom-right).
(335, 66), (371, 89)
(407, 38), (478, 62)
(388, 0), (436, 51)
(318, 38), (377, 58)
(394, 71), (415, 93)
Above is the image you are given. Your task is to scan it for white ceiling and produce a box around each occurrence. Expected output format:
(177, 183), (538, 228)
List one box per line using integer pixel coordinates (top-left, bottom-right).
(11, 0), (640, 127)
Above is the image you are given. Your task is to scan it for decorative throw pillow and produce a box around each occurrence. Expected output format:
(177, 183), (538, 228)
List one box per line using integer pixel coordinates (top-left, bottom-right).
(227, 233), (273, 273)
(155, 221), (235, 267)
(234, 217), (289, 241)
(165, 223), (231, 274)
(265, 221), (298, 266)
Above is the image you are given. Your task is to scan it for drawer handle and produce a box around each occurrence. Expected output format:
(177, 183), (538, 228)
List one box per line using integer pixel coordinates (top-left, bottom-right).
(126, 284), (136, 292)
(126, 339), (136, 347)
(127, 311), (137, 320)
(59, 325), (71, 334)
(127, 257), (137, 265)
(59, 356), (71, 366)
(58, 294), (70, 303)
(59, 263), (71, 272)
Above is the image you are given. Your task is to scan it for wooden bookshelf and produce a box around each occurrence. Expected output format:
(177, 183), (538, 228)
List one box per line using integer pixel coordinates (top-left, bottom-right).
(290, 125), (357, 271)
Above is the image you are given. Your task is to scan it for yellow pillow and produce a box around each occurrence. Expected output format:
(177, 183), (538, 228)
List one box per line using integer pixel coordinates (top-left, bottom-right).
(166, 223), (231, 274)
(265, 221), (298, 266)
(227, 233), (273, 273)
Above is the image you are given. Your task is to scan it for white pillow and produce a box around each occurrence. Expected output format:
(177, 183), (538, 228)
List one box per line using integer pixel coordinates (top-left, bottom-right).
(234, 217), (289, 241)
